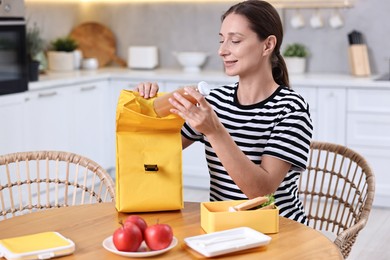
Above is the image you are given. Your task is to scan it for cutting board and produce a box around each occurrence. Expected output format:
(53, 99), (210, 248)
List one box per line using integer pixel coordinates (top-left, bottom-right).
(70, 22), (126, 67)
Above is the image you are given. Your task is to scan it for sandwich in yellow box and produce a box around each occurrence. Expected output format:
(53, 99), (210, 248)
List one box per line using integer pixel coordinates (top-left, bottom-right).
(200, 195), (279, 234)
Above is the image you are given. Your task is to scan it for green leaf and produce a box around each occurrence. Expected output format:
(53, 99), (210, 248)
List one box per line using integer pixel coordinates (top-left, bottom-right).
(282, 43), (308, 57)
(26, 23), (45, 60)
(51, 37), (78, 52)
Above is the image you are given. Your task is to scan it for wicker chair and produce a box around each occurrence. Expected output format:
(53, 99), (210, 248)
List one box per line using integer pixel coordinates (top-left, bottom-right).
(0, 151), (115, 220)
(299, 141), (375, 259)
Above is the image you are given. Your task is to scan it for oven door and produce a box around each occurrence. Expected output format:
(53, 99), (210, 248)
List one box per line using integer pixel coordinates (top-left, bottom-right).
(0, 19), (28, 95)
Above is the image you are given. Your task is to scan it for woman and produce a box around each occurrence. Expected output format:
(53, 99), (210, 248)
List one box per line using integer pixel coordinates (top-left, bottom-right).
(137, 0), (312, 224)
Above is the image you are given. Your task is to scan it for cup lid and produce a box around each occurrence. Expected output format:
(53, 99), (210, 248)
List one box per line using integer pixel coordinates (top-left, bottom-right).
(197, 81), (210, 96)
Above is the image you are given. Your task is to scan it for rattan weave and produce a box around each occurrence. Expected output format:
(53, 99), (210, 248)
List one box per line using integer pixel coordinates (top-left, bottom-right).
(299, 141), (375, 259)
(0, 151), (115, 220)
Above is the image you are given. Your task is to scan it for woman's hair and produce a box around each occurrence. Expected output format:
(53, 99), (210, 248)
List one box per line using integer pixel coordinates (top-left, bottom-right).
(222, 0), (290, 88)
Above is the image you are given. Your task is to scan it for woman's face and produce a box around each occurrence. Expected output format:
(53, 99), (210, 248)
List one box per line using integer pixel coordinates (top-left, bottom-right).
(219, 13), (266, 77)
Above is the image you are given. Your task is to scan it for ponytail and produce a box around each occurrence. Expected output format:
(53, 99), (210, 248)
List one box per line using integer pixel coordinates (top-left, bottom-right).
(272, 51), (290, 88)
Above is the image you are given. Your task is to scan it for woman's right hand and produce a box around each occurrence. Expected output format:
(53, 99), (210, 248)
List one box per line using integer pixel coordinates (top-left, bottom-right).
(135, 82), (159, 99)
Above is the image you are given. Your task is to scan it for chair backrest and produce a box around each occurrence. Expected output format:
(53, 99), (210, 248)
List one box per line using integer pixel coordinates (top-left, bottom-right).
(298, 141), (375, 259)
(0, 151), (115, 220)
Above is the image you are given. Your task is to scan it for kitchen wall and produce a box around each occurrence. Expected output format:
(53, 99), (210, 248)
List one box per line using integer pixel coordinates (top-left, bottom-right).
(25, 0), (390, 75)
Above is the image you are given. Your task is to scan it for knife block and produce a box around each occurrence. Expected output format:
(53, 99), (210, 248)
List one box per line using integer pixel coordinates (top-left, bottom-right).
(348, 44), (371, 77)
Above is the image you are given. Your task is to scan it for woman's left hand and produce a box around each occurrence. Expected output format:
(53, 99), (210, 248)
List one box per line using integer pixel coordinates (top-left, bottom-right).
(169, 87), (222, 136)
(135, 82), (159, 99)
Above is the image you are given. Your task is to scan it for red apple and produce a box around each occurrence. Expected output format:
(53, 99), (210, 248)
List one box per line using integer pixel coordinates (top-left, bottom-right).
(124, 215), (148, 235)
(112, 222), (143, 252)
(144, 223), (173, 251)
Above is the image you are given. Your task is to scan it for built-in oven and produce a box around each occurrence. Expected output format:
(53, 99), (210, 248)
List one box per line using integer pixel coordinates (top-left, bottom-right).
(0, 0), (27, 95)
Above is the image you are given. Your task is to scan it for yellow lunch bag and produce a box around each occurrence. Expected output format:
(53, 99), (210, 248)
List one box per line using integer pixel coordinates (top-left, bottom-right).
(115, 90), (184, 212)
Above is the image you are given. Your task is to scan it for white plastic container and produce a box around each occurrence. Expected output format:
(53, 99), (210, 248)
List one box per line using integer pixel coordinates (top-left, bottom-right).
(128, 46), (158, 69)
(82, 58), (98, 70)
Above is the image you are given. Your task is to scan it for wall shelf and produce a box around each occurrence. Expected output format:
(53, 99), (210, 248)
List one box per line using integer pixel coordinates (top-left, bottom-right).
(269, 0), (354, 9)
(25, 0), (354, 6)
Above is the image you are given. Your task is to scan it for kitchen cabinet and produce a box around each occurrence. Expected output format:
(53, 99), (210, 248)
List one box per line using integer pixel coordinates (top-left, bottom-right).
(293, 84), (390, 207)
(24, 86), (74, 152)
(68, 81), (110, 168)
(0, 92), (26, 155)
(316, 88), (347, 144)
(293, 86), (346, 144)
(346, 88), (390, 207)
(23, 79), (111, 169)
(182, 141), (209, 190)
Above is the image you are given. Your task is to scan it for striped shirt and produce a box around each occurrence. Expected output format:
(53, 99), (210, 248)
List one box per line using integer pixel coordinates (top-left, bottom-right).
(181, 83), (313, 224)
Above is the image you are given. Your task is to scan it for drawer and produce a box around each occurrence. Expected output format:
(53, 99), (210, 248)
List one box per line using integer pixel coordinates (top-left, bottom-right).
(348, 88), (390, 113)
(347, 113), (390, 147)
(348, 145), (390, 207)
(0, 92), (26, 106)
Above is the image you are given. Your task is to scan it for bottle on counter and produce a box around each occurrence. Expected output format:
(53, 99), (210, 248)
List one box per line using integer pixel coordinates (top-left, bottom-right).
(153, 81), (210, 118)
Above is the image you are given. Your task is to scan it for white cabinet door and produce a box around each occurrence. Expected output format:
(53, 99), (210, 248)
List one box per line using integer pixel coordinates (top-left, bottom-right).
(349, 145), (390, 207)
(347, 88), (390, 148)
(68, 81), (109, 168)
(0, 92), (26, 155)
(346, 88), (390, 207)
(182, 141), (209, 190)
(316, 88), (347, 145)
(347, 114), (390, 148)
(24, 86), (74, 152)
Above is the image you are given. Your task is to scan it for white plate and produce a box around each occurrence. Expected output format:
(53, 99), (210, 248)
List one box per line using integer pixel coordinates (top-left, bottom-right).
(102, 236), (178, 258)
(184, 227), (271, 258)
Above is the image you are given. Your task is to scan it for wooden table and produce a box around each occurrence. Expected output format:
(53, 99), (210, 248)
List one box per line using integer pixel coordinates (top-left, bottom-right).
(0, 202), (343, 259)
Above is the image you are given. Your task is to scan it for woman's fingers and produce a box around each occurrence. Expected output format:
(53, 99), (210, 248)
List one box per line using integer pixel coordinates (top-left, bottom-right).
(171, 91), (195, 112)
(184, 86), (206, 105)
(135, 82), (159, 98)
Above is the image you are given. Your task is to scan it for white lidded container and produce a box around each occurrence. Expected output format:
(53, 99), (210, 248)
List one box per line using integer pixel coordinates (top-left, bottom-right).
(128, 46), (158, 69)
(0, 231), (75, 260)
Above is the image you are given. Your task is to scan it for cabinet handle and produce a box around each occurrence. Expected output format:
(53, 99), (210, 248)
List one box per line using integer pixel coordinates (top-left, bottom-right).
(38, 91), (57, 98)
(80, 86), (96, 91)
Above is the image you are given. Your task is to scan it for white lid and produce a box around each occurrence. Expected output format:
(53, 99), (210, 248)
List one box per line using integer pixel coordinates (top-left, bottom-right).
(197, 81), (211, 96)
(184, 227), (271, 258)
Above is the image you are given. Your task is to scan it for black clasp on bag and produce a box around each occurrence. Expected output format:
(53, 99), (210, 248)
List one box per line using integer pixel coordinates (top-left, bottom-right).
(144, 164), (159, 172)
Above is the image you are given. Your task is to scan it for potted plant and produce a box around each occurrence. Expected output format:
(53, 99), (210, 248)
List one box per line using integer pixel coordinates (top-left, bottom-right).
(26, 23), (45, 81)
(282, 43), (308, 74)
(47, 36), (78, 71)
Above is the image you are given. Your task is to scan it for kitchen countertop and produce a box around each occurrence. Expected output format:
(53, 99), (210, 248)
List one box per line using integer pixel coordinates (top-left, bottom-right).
(28, 67), (390, 91)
